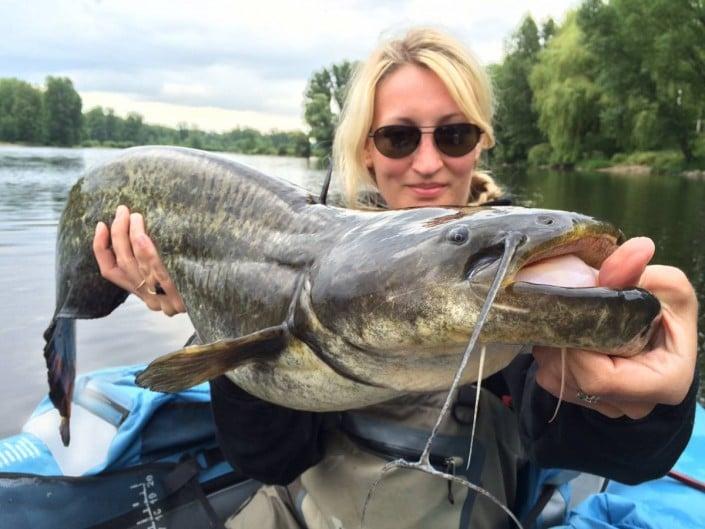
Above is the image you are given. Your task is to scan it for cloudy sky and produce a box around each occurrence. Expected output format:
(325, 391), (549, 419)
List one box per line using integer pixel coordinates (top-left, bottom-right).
(2, 0), (579, 132)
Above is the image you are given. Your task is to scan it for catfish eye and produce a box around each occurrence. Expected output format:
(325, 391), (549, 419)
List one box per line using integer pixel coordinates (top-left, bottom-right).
(447, 226), (469, 245)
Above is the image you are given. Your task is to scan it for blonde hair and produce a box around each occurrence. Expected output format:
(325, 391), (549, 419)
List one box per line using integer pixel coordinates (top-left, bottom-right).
(333, 27), (502, 208)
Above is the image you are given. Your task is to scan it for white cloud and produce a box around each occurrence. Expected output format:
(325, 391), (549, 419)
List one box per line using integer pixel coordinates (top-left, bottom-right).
(1, 0), (579, 132)
(80, 91), (304, 132)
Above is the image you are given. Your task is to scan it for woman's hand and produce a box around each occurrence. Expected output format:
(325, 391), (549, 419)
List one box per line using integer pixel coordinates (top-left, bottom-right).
(533, 237), (698, 420)
(93, 205), (186, 316)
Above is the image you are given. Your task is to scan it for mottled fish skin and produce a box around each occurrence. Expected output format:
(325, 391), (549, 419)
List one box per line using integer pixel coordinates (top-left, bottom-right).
(45, 146), (660, 444)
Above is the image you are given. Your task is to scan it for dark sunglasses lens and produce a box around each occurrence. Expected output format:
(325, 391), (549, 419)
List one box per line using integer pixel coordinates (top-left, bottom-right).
(434, 124), (481, 157)
(373, 126), (420, 158)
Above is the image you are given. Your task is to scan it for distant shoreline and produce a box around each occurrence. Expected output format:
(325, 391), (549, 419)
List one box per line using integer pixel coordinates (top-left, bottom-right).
(0, 142), (310, 159)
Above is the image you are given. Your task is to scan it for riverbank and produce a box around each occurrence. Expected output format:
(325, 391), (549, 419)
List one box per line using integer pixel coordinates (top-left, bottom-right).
(528, 142), (705, 178)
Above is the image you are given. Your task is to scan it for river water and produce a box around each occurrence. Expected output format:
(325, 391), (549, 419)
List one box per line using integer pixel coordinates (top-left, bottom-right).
(0, 146), (702, 437)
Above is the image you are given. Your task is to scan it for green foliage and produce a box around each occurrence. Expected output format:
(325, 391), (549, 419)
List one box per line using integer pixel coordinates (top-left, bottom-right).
(43, 76), (82, 146)
(303, 60), (356, 160)
(492, 15), (546, 164)
(0, 79), (43, 143)
(574, 157), (612, 171)
(530, 14), (602, 164)
(86, 118), (313, 157)
(83, 106), (108, 143)
(576, 0), (705, 161)
(616, 150), (686, 173)
(694, 135), (705, 158)
(541, 18), (557, 46)
(527, 143), (553, 166)
(0, 76), (311, 157)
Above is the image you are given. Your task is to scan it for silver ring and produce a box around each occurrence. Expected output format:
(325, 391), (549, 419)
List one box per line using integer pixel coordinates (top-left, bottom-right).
(576, 389), (600, 405)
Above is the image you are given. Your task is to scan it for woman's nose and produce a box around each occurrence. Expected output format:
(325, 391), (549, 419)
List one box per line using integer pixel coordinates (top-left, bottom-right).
(411, 133), (443, 176)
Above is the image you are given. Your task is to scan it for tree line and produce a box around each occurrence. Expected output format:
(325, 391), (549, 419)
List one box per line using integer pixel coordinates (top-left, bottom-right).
(0, 77), (310, 157)
(489, 0), (704, 170)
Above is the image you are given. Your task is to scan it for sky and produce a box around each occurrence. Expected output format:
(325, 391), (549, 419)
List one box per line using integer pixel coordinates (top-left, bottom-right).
(2, 0), (580, 133)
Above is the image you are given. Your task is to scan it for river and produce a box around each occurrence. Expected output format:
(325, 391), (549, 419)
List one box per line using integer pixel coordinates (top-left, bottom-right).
(0, 145), (702, 437)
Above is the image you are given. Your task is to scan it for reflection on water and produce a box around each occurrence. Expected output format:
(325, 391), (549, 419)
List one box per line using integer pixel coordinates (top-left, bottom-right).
(0, 146), (702, 437)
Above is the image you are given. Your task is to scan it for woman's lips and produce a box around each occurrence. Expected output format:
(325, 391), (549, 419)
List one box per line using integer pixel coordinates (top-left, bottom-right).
(407, 183), (448, 198)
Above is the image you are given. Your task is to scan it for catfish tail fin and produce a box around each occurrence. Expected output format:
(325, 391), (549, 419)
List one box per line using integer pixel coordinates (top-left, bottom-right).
(43, 316), (76, 447)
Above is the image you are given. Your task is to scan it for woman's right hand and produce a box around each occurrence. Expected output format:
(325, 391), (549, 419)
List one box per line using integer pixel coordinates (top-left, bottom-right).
(93, 205), (186, 316)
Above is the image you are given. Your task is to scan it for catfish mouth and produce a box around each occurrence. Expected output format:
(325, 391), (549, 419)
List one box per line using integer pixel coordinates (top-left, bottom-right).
(511, 234), (619, 286)
(468, 228), (623, 289)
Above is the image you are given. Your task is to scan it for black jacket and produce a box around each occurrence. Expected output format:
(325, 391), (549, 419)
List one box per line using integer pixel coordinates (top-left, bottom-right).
(210, 354), (698, 486)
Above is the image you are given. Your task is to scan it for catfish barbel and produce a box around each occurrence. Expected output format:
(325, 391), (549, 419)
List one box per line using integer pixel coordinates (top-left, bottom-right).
(44, 146), (661, 445)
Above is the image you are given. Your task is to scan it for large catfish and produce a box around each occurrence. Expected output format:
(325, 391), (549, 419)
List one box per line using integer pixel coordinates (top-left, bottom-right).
(44, 147), (660, 445)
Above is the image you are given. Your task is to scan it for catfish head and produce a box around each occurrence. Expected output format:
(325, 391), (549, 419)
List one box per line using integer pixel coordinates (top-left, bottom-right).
(302, 206), (661, 392)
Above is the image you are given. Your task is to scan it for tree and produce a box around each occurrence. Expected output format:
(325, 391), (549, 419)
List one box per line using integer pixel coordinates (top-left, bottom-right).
(492, 16), (546, 163)
(303, 60), (355, 160)
(84, 106), (107, 142)
(43, 76), (82, 146)
(104, 108), (121, 142)
(577, 0), (705, 160)
(530, 13), (603, 164)
(541, 18), (557, 46)
(0, 79), (43, 143)
(122, 112), (144, 144)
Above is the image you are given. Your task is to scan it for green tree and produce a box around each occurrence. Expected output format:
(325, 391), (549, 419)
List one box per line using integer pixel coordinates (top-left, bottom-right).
(303, 60), (355, 160)
(541, 18), (557, 46)
(577, 0), (705, 160)
(492, 15), (545, 163)
(43, 76), (82, 146)
(122, 112), (144, 144)
(530, 13), (603, 164)
(0, 78), (43, 143)
(104, 108), (121, 142)
(84, 106), (107, 142)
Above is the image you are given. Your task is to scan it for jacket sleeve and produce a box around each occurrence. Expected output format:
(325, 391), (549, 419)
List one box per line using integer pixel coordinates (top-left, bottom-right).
(209, 375), (330, 485)
(504, 354), (698, 484)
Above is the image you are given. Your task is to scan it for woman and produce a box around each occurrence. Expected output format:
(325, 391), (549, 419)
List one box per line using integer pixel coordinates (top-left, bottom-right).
(93, 28), (698, 528)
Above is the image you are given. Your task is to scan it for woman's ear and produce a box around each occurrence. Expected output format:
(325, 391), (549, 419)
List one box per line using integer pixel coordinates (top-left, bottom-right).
(363, 138), (373, 168)
(363, 139), (376, 181)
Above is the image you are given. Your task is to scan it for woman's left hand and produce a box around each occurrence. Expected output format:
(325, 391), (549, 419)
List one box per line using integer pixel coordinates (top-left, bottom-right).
(533, 237), (698, 420)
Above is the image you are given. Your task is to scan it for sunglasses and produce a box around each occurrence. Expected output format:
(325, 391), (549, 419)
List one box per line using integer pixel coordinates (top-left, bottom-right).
(368, 123), (483, 159)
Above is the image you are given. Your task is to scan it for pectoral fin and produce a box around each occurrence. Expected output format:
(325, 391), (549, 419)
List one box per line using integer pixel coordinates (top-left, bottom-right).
(136, 325), (287, 392)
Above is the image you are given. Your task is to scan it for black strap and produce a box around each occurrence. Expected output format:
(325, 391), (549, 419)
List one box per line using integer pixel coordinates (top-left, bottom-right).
(520, 484), (557, 529)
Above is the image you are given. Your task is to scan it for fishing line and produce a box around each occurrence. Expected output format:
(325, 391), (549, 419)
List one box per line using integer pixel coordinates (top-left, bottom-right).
(361, 232), (526, 529)
(319, 158), (333, 205)
(548, 347), (567, 423)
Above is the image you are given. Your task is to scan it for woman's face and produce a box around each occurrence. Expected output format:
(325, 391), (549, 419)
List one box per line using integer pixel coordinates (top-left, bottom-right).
(364, 64), (481, 210)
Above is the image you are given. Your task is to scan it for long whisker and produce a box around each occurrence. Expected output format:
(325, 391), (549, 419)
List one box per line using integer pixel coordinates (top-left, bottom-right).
(548, 347), (567, 423)
(419, 232), (524, 465)
(362, 459), (524, 529)
(465, 345), (486, 471)
(360, 232), (526, 529)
